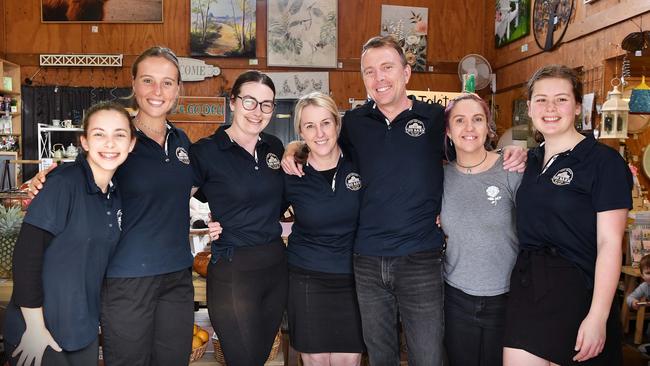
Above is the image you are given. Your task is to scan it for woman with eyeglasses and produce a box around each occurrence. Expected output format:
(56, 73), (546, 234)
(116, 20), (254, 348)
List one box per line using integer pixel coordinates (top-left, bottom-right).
(189, 70), (287, 365)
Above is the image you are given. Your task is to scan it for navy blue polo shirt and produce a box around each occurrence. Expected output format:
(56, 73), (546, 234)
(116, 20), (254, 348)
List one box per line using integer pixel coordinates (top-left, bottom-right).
(106, 123), (194, 277)
(516, 135), (632, 288)
(189, 127), (285, 261)
(285, 152), (361, 274)
(341, 99), (446, 256)
(4, 156), (121, 351)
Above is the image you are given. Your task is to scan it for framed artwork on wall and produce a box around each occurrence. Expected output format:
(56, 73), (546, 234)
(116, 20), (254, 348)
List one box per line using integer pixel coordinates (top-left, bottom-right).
(190, 0), (256, 57)
(512, 99), (532, 140)
(267, 0), (338, 68)
(266, 72), (330, 100)
(42, 0), (163, 23)
(581, 93), (595, 131)
(380, 5), (428, 72)
(495, 0), (530, 48)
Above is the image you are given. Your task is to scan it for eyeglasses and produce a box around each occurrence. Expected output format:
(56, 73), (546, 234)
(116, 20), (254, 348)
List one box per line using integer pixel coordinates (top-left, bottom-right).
(236, 96), (275, 114)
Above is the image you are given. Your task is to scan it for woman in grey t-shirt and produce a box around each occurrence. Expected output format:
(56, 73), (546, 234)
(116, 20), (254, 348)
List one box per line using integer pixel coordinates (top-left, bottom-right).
(440, 93), (522, 366)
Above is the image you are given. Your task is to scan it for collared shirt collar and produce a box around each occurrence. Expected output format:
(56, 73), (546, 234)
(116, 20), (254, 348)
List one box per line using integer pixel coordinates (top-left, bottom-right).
(532, 134), (597, 163)
(76, 154), (117, 196)
(364, 96), (430, 121)
(214, 126), (269, 151)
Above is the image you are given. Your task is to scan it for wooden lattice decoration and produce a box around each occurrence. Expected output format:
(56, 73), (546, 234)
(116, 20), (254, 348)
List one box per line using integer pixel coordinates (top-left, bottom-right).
(39, 54), (123, 67)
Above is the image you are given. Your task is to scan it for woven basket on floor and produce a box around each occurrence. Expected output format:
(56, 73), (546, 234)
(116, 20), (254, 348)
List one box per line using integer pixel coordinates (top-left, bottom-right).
(213, 330), (281, 364)
(189, 341), (208, 363)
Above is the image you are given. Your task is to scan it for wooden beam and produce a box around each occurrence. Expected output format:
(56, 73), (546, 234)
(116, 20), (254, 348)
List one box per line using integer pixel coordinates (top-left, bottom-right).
(564, 3), (650, 43)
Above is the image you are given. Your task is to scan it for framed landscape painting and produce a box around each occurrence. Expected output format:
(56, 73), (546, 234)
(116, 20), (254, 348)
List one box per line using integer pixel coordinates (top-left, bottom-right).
(267, 0), (338, 68)
(42, 0), (163, 23)
(190, 0), (256, 57)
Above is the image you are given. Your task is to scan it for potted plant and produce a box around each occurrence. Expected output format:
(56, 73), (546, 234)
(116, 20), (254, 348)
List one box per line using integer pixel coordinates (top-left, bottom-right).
(0, 205), (23, 278)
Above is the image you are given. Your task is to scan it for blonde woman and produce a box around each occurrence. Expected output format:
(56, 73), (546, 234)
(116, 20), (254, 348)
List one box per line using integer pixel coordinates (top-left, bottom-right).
(285, 92), (365, 366)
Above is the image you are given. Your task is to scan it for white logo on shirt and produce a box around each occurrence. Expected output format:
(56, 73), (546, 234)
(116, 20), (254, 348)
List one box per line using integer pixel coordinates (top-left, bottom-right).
(551, 168), (573, 186)
(176, 147), (190, 165)
(266, 153), (281, 170)
(405, 119), (426, 137)
(345, 173), (362, 191)
(116, 209), (123, 231)
(486, 186), (501, 205)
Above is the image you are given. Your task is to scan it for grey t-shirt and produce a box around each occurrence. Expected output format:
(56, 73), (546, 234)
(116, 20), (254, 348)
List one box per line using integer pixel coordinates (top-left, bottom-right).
(441, 155), (522, 296)
(627, 281), (650, 307)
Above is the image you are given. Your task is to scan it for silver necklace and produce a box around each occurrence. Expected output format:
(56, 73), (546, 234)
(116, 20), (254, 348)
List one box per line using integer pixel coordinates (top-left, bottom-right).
(456, 151), (488, 174)
(135, 118), (166, 135)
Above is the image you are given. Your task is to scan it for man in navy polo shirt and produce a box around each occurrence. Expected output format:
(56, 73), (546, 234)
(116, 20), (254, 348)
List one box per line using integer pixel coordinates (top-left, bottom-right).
(284, 36), (525, 366)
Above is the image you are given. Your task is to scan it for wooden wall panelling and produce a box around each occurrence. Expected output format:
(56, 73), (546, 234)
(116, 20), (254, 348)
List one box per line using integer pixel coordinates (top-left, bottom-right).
(0, 0), (5, 58)
(337, 0), (379, 60)
(563, 1), (650, 43)
(431, 0), (487, 61)
(6, 2), (84, 54)
(3, 0), (495, 143)
(490, 0), (649, 72)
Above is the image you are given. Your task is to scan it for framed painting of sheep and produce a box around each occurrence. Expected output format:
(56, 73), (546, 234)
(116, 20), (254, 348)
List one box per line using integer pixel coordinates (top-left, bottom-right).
(42, 0), (164, 23)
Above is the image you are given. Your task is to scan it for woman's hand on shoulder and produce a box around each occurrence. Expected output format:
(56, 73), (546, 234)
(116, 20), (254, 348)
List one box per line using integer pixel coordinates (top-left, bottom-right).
(27, 163), (58, 198)
(573, 312), (606, 362)
(501, 146), (527, 172)
(281, 141), (305, 177)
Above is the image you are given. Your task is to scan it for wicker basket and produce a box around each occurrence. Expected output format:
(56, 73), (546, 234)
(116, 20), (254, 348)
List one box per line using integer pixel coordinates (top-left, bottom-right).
(213, 330), (281, 364)
(189, 341), (208, 363)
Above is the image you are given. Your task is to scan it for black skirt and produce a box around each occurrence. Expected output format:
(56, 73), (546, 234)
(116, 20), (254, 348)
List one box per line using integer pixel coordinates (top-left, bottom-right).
(503, 250), (621, 365)
(288, 265), (366, 354)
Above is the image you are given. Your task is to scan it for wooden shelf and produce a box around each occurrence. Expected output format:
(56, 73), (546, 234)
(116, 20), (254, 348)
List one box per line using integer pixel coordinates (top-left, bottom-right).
(0, 88), (19, 96)
(0, 58), (21, 162)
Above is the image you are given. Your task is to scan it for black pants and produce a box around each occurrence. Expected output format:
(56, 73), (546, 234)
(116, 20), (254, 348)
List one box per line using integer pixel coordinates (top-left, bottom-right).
(6, 338), (98, 366)
(444, 283), (508, 366)
(100, 269), (194, 366)
(207, 242), (288, 366)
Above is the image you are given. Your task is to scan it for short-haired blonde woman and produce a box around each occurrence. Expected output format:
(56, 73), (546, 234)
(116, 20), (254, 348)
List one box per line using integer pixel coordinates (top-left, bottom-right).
(285, 92), (365, 366)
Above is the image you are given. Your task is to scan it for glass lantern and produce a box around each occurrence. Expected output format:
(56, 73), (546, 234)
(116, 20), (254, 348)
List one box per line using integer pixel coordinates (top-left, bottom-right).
(600, 81), (629, 139)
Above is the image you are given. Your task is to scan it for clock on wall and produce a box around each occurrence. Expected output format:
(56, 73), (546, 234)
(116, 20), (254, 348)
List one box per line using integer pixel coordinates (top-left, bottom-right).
(533, 0), (574, 51)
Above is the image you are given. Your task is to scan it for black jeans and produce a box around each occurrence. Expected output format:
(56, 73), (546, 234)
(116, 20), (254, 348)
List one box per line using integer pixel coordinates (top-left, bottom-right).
(354, 250), (444, 366)
(100, 269), (195, 366)
(444, 283), (508, 366)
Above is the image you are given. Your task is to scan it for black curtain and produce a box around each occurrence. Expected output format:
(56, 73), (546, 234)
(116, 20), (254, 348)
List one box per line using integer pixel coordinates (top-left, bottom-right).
(20, 85), (131, 179)
(263, 99), (299, 146)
